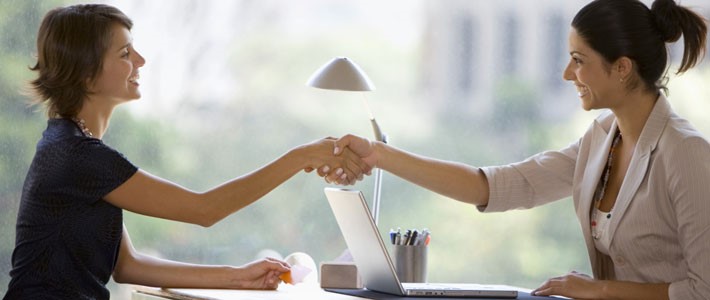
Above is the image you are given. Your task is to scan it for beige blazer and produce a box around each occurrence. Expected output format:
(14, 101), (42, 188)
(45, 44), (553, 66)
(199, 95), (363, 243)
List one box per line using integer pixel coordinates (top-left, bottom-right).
(480, 94), (710, 299)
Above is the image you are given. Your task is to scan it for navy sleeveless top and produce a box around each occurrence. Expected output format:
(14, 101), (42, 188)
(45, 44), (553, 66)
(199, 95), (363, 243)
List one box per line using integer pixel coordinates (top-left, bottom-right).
(4, 118), (138, 300)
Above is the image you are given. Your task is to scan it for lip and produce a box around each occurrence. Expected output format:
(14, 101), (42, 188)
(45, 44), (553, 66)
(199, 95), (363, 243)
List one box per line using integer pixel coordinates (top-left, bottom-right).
(575, 84), (588, 97)
(128, 73), (140, 86)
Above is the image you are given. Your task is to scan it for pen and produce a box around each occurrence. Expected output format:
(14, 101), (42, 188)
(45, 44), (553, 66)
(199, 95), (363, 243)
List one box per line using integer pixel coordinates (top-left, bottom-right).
(390, 227), (431, 246)
(409, 230), (419, 246)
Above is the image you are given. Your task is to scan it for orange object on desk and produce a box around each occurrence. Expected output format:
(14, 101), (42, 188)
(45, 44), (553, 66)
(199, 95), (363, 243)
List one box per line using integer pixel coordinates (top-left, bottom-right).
(279, 264), (311, 285)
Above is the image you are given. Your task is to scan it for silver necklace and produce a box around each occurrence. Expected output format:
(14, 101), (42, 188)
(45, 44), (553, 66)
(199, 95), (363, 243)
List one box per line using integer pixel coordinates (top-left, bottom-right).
(71, 117), (94, 138)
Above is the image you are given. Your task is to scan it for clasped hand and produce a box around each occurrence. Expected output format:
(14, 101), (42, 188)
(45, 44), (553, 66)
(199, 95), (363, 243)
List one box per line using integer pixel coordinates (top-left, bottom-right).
(303, 135), (376, 185)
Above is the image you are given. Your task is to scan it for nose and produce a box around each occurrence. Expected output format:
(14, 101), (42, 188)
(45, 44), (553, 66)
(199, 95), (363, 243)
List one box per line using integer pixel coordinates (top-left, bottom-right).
(133, 49), (146, 67)
(562, 59), (575, 81)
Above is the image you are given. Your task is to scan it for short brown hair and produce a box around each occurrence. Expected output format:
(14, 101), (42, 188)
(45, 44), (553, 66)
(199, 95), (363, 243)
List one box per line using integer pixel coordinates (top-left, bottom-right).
(29, 4), (132, 118)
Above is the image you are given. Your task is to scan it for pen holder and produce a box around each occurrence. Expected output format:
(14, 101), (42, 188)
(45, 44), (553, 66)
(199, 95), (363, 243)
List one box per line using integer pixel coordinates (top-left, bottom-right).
(393, 245), (427, 283)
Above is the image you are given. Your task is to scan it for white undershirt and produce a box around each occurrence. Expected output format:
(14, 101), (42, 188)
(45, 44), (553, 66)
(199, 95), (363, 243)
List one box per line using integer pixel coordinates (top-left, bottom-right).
(592, 207), (613, 255)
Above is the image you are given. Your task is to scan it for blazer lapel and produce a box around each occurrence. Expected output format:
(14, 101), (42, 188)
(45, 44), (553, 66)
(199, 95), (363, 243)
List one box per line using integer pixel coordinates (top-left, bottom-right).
(607, 94), (671, 246)
(577, 116), (617, 273)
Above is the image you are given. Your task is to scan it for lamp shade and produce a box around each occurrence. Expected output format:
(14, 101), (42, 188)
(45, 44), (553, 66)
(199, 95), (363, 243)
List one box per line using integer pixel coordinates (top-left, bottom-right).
(306, 57), (375, 91)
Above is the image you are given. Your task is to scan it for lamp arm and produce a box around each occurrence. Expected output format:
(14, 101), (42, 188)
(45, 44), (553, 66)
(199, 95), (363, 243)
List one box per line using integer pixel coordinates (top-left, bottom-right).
(370, 118), (387, 143)
(368, 118), (386, 225)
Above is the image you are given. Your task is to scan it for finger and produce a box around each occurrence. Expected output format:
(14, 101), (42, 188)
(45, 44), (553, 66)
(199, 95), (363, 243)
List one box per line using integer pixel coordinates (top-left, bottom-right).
(337, 173), (349, 185)
(264, 257), (291, 270)
(317, 165), (331, 177)
(338, 148), (373, 181)
(342, 147), (372, 175)
(304, 167), (314, 173)
(531, 287), (554, 296)
(339, 161), (361, 185)
(325, 168), (344, 184)
(266, 271), (280, 289)
(570, 270), (591, 278)
(532, 278), (552, 295)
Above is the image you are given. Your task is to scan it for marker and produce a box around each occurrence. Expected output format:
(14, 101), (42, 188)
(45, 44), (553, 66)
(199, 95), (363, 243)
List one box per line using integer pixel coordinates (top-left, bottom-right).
(420, 229), (430, 246)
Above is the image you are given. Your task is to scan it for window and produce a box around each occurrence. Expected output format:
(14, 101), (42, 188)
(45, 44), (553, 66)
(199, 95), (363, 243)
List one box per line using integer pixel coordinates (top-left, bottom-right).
(2, 1), (709, 298)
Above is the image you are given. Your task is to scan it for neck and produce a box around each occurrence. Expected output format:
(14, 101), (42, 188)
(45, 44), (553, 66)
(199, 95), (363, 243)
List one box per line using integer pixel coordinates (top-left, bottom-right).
(610, 89), (658, 146)
(75, 100), (115, 139)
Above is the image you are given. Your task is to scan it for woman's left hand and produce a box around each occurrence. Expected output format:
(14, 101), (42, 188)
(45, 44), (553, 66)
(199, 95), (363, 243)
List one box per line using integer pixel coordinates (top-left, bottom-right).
(531, 271), (603, 299)
(231, 257), (291, 290)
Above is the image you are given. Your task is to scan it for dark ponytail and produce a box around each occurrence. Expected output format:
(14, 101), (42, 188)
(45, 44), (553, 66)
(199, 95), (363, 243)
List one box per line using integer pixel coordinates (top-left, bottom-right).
(572, 0), (707, 93)
(650, 0), (707, 74)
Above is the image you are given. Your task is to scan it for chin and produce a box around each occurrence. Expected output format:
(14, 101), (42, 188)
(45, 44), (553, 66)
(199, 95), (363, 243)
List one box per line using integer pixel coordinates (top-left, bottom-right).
(579, 98), (592, 111)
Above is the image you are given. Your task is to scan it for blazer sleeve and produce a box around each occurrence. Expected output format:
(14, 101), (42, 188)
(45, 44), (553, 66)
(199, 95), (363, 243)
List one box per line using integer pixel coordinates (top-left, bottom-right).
(478, 140), (579, 212)
(667, 136), (710, 300)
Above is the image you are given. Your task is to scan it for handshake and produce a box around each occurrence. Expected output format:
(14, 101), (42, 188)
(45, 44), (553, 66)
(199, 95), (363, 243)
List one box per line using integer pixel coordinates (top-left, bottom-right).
(300, 134), (378, 185)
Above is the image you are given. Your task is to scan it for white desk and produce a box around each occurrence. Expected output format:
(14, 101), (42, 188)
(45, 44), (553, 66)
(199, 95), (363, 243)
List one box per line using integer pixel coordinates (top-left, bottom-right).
(132, 283), (366, 300)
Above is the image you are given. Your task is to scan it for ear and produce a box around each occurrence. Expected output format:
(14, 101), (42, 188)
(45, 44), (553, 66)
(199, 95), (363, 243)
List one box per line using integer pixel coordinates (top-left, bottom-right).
(614, 56), (633, 81)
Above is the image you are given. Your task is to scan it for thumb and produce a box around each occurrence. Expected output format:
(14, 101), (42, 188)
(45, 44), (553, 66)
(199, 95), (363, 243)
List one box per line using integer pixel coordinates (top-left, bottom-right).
(333, 135), (354, 156)
(334, 134), (372, 157)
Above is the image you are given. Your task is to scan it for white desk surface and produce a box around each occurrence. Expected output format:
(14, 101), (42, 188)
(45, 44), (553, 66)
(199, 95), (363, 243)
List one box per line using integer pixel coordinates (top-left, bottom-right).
(133, 283), (367, 300)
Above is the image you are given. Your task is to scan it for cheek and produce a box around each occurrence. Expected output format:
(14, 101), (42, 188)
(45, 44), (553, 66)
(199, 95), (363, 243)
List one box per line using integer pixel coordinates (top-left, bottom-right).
(575, 69), (591, 86)
(101, 65), (131, 85)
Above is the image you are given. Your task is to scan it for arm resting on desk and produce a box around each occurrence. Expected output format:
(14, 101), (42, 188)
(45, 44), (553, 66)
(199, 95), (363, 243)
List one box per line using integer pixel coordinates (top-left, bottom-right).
(532, 271), (670, 300)
(113, 225), (289, 290)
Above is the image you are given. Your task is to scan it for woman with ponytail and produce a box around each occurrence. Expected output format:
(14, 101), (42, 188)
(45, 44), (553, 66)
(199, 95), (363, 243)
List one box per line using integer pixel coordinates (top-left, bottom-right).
(333, 0), (709, 299)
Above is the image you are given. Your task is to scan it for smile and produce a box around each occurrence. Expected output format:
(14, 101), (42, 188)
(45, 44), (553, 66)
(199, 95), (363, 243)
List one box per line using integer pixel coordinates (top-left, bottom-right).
(128, 73), (140, 84)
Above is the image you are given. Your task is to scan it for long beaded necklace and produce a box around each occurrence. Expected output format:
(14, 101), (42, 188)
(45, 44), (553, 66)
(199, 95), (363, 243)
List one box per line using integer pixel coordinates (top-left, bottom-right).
(71, 117), (94, 138)
(591, 129), (622, 240)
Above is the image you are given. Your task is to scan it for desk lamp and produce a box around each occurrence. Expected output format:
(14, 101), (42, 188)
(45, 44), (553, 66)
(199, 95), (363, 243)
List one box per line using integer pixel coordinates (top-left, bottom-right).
(307, 57), (386, 225)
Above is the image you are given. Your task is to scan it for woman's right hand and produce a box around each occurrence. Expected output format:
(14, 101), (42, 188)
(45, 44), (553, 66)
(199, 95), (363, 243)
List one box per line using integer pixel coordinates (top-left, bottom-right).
(298, 137), (372, 185)
(317, 134), (378, 185)
(333, 134), (378, 167)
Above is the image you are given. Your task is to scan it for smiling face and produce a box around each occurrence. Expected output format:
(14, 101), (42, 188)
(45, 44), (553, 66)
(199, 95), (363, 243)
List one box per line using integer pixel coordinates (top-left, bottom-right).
(88, 23), (145, 105)
(563, 27), (624, 111)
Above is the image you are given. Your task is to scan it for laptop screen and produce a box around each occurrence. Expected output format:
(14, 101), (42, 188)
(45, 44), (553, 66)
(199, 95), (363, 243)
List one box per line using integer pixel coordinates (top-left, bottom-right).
(324, 188), (406, 295)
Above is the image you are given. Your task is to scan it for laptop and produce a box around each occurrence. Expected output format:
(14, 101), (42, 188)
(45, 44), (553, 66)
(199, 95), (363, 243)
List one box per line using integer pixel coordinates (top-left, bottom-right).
(324, 188), (519, 298)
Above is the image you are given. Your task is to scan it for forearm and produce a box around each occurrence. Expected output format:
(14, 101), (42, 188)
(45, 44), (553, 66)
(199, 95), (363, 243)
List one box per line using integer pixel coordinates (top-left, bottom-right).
(115, 227), (253, 289)
(600, 280), (669, 300)
(374, 142), (489, 206)
(115, 253), (239, 288)
(199, 148), (305, 225)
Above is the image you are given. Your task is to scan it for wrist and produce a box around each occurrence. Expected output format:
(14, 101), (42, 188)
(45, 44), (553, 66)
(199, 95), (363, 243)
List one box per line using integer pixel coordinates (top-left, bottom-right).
(286, 145), (309, 171)
(370, 141), (386, 168)
(220, 265), (241, 288)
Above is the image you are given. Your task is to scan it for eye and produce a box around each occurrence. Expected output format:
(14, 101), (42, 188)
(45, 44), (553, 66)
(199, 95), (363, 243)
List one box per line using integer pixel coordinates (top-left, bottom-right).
(121, 49), (130, 58)
(572, 57), (582, 65)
